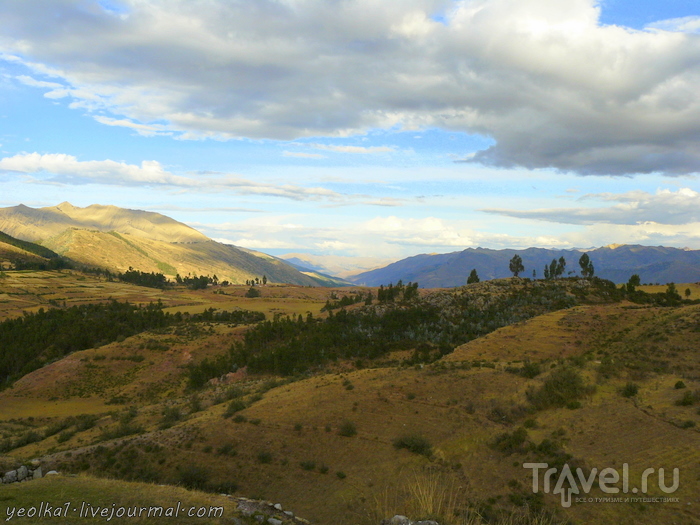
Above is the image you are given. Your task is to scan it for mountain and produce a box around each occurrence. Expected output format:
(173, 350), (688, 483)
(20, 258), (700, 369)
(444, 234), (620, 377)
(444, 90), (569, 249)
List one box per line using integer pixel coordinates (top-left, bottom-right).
(0, 230), (61, 269)
(348, 245), (700, 287)
(280, 252), (395, 278)
(0, 203), (323, 286)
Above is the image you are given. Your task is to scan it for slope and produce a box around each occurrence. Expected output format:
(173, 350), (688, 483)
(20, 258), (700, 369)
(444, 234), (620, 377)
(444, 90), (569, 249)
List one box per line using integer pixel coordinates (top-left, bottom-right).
(0, 203), (321, 286)
(2, 280), (699, 524)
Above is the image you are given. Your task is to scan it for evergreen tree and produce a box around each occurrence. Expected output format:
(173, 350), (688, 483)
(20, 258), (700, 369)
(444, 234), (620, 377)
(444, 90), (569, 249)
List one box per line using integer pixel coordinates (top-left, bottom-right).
(467, 269), (480, 284)
(509, 254), (524, 277)
(578, 253), (594, 278)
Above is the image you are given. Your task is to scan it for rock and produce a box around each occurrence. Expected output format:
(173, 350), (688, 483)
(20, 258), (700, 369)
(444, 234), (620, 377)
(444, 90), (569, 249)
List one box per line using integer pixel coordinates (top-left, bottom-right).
(30, 459), (41, 467)
(267, 519), (283, 525)
(383, 516), (411, 525)
(32, 467), (43, 479)
(273, 503), (283, 511)
(17, 466), (28, 482)
(3, 470), (17, 484)
(284, 510), (294, 518)
(415, 521), (440, 525)
(46, 470), (59, 476)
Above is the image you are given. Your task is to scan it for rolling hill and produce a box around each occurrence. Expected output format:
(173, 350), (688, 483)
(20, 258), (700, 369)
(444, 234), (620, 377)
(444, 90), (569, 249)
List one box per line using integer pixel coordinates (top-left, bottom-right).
(348, 245), (700, 287)
(1, 278), (698, 524)
(0, 203), (325, 286)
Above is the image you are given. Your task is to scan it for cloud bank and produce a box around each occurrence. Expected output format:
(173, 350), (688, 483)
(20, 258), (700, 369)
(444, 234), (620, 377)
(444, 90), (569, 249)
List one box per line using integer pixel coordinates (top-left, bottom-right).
(1, 0), (700, 175)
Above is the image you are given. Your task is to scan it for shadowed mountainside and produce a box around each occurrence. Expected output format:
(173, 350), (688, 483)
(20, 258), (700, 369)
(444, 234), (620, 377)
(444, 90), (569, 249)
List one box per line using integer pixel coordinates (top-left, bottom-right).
(349, 245), (700, 287)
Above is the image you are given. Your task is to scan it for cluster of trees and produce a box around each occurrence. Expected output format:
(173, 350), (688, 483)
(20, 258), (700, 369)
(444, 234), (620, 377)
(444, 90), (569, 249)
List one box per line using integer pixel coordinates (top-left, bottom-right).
(11, 257), (72, 271)
(188, 280), (586, 380)
(246, 276), (267, 286)
(543, 257), (567, 280)
(377, 281), (419, 303)
(321, 291), (371, 311)
(0, 301), (265, 388)
(175, 274), (216, 290)
(119, 268), (168, 289)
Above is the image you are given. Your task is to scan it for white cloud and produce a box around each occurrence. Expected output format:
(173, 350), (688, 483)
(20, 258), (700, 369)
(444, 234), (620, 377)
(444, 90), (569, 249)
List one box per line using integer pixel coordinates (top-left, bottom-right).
(648, 16), (700, 34)
(282, 151), (325, 159)
(0, 152), (345, 201)
(482, 187), (700, 225)
(93, 116), (172, 137)
(1, 1), (700, 175)
(306, 143), (397, 154)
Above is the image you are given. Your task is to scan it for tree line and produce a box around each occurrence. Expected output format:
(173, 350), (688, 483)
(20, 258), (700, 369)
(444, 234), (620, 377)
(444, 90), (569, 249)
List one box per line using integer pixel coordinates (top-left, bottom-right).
(0, 301), (265, 389)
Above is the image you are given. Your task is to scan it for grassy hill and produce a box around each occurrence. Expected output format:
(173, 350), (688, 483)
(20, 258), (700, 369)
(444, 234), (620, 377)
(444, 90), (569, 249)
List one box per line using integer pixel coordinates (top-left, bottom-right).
(0, 203), (324, 286)
(0, 274), (698, 524)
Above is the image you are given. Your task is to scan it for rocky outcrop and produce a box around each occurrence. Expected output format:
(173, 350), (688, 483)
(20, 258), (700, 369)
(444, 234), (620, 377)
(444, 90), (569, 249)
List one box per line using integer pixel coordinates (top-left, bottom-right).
(1, 465), (42, 484)
(234, 498), (309, 524)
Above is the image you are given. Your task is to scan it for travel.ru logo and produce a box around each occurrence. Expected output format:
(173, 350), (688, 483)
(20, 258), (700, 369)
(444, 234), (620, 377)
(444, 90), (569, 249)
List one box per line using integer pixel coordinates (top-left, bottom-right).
(523, 462), (680, 507)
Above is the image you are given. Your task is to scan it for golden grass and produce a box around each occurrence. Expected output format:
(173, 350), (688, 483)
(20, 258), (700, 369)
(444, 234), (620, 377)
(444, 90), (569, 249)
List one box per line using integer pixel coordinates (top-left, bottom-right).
(0, 474), (239, 524)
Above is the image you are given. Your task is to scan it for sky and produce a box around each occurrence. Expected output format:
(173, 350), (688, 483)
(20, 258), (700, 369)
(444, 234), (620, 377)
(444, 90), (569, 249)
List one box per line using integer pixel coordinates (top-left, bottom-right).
(1, 0), (699, 265)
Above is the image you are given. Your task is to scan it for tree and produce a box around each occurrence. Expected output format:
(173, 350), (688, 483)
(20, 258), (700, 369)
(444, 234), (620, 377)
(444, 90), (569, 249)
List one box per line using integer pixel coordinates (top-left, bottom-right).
(556, 257), (566, 278)
(509, 254), (524, 277)
(578, 253), (595, 278)
(685, 288), (691, 298)
(467, 269), (480, 284)
(543, 265), (550, 280)
(262, 275), (267, 285)
(626, 274), (640, 294)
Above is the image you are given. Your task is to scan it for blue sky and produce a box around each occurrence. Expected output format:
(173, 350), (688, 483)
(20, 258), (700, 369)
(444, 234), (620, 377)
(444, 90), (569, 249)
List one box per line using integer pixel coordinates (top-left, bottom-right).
(1, 0), (699, 268)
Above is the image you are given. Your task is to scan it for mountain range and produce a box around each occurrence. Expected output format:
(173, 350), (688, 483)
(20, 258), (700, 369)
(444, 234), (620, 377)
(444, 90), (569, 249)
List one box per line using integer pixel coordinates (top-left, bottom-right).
(347, 245), (700, 287)
(0, 203), (337, 286)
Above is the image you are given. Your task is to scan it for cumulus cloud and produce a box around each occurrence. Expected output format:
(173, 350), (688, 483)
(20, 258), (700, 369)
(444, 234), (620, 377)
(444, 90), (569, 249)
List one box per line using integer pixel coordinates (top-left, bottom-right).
(0, 152), (344, 201)
(1, 0), (700, 175)
(482, 188), (700, 225)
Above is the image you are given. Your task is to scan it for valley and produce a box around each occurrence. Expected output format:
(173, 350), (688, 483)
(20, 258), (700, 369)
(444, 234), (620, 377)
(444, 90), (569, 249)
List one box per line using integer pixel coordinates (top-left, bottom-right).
(0, 268), (698, 524)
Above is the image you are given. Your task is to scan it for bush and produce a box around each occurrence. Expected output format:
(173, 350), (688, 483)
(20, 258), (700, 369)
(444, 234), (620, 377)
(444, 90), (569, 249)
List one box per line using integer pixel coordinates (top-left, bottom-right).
(621, 383), (639, 398)
(392, 433), (432, 457)
(492, 427), (529, 454)
(245, 287), (261, 298)
(336, 471), (347, 479)
(300, 460), (316, 471)
(675, 381), (687, 389)
(177, 466), (209, 490)
(223, 400), (247, 418)
(337, 420), (357, 437)
(675, 391), (695, 406)
(257, 451), (273, 464)
(527, 367), (595, 410)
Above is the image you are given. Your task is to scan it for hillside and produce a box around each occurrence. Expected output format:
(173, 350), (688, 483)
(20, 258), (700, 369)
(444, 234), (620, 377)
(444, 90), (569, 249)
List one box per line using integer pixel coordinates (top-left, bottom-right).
(0, 203), (322, 286)
(1, 276), (698, 524)
(349, 245), (700, 287)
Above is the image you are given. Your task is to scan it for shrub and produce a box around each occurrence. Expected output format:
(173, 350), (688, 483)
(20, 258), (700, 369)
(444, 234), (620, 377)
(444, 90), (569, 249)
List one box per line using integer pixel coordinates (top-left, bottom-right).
(675, 381), (686, 389)
(492, 427), (529, 454)
(257, 451), (273, 464)
(621, 383), (639, 398)
(300, 460), (316, 471)
(177, 466), (209, 490)
(245, 287), (260, 298)
(675, 391), (695, 406)
(337, 420), (357, 437)
(392, 433), (432, 457)
(336, 471), (347, 479)
(223, 400), (247, 418)
(527, 367), (595, 410)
